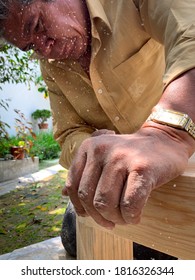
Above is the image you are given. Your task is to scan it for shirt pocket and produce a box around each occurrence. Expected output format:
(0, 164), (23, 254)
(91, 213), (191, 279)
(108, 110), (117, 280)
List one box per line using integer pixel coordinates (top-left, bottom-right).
(112, 39), (164, 105)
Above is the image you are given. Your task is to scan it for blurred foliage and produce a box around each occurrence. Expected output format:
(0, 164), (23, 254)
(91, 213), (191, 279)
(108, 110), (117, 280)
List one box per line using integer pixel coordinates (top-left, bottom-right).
(0, 44), (48, 140)
(0, 132), (60, 160)
(14, 109), (37, 158)
(0, 109), (36, 159)
(0, 98), (10, 140)
(0, 44), (48, 94)
(35, 75), (49, 98)
(0, 44), (37, 87)
(30, 132), (61, 161)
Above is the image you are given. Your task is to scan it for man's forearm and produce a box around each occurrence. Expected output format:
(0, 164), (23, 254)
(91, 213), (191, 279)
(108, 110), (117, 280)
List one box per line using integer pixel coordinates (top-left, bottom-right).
(159, 68), (195, 122)
(143, 68), (195, 156)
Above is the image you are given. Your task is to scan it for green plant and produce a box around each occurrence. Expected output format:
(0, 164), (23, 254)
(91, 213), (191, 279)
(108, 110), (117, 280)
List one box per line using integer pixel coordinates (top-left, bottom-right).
(13, 109), (36, 157)
(0, 44), (37, 87)
(0, 136), (34, 159)
(0, 138), (11, 158)
(30, 132), (61, 161)
(0, 132), (60, 160)
(35, 75), (48, 98)
(0, 44), (47, 145)
(31, 109), (51, 124)
(0, 97), (10, 140)
(0, 110), (36, 159)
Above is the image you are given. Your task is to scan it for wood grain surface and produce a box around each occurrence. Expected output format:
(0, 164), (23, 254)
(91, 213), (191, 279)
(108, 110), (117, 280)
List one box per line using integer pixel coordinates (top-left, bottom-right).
(77, 154), (195, 260)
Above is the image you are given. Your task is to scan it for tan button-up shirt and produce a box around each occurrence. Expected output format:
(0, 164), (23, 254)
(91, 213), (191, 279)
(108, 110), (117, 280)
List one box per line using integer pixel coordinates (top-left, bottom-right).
(40, 0), (195, 168)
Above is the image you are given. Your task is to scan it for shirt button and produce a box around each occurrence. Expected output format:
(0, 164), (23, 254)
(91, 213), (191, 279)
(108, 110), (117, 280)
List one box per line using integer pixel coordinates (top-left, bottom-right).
(97, 88), (103, 94)
(114, 116), (120, 122)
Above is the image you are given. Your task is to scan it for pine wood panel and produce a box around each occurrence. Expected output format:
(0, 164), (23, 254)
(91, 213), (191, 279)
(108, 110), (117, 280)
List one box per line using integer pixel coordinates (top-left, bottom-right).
(77, 218), (133, 259)
(77, 155), (195, 260)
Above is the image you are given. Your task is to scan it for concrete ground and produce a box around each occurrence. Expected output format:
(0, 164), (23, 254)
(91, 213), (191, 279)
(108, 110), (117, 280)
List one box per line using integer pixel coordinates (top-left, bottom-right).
(0, 164), (75, 260)
(0, 163), (64, 196)
(0, 236), (75, 260)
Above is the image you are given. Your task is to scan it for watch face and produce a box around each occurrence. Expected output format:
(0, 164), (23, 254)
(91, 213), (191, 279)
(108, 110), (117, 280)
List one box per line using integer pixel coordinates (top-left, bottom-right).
(148, 109), (195, 139)
(155, 110), (188, 128)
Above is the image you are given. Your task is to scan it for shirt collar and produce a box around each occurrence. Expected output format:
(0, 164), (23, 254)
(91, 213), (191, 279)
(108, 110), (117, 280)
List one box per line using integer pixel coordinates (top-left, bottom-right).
(86, 0), (112, 35)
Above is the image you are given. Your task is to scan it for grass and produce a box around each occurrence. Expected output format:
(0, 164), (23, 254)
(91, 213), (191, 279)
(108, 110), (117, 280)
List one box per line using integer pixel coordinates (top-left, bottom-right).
(0, 170), (68, 255)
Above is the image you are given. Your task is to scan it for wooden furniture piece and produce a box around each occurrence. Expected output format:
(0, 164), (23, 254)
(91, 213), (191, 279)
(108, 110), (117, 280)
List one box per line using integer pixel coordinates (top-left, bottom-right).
(77, 155), (195, 260)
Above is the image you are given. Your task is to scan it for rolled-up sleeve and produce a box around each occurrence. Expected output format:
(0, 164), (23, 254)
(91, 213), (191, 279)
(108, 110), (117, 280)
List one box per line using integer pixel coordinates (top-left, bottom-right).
(140, 0), (195, 87)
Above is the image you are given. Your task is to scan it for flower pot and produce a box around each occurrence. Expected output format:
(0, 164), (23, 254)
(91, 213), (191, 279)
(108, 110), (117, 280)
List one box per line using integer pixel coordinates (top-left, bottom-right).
(38, 123), (48, 130)
(10, 146), (25, 160)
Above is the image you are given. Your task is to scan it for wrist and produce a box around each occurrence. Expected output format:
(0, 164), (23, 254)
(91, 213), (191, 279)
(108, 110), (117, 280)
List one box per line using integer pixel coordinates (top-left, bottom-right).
(142, 121), (195, 157)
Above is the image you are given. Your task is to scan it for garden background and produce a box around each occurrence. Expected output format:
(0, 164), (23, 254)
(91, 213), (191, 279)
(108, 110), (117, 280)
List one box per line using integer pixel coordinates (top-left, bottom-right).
(0, 44), (67, 256)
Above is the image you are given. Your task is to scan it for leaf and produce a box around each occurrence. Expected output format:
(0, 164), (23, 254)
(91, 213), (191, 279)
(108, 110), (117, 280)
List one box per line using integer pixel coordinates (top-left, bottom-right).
(40, 207), (47, 211)
(0, 228), (7, 235)
(36, 205), (47, 211)
(16, 223), (27, 232)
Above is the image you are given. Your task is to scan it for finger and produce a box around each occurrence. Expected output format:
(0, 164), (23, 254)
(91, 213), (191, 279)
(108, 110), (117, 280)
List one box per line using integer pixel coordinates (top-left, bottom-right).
(62, 185), (69, 196)
(64, 148), (87, 216)
(78, 158), (115, 229)
(93, 162), (127, 225)
(120, 170), (152, 224)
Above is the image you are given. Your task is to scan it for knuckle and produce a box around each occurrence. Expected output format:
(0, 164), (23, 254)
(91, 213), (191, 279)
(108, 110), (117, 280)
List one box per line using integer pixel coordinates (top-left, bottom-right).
(64, 182), (73, 193)
(120, 200), (140, 215)
(120, 200), (135, 211)
(108, 150), (126, 165)
(78, 190), (90, 202)
(93, 142), (106, 156)
(81, 137), (107, 157)
(93, 200), (110, 212)
(80, 138), (90, 150)
(120, 201), (142, 223)
(131, 161), (150, 176)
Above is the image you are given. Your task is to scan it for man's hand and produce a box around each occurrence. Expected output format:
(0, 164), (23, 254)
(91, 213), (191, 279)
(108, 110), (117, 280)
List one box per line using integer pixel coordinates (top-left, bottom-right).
(62, 126), (192, 229)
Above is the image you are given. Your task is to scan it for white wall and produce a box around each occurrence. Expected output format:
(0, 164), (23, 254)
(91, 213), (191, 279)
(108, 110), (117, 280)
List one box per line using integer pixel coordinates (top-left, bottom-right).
(0, 81), (52, 136)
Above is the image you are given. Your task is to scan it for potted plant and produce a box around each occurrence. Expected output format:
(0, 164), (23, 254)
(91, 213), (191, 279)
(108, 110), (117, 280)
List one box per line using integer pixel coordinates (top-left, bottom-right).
(10, 109), (36, 160)
(31, 109), (51, 130)
(10, 140), (25, 160)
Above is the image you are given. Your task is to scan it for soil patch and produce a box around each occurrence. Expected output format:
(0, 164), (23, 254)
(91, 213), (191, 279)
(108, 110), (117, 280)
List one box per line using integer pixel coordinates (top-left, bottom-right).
(0, 170), (68, 255)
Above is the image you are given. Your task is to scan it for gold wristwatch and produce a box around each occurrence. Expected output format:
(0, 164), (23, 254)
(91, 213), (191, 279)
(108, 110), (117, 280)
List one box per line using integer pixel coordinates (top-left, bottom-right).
(147, 108), (195, 140)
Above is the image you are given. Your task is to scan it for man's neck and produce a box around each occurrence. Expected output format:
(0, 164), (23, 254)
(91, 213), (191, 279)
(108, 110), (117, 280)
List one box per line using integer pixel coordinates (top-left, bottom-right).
(78, 0), (91, 75)
(78, 44), (91, 76)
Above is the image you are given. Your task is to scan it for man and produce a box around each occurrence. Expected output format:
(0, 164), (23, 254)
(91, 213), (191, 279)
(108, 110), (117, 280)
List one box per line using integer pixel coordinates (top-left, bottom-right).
(1, 0), (195, 258)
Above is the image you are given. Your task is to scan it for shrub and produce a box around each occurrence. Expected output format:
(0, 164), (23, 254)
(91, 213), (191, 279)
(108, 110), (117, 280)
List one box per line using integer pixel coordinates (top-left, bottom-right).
(30, 132), (61, 161)
(0, 138), (11, 158)
(0, 132), (61, 160)
(0, 136), (26, 158)
(31, 109), (51, 124)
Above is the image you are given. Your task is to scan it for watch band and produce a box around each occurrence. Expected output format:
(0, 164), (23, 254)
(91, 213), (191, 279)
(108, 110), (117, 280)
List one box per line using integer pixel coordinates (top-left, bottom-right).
(147, 108), (195, 140)
(184, 118), (195, 139)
